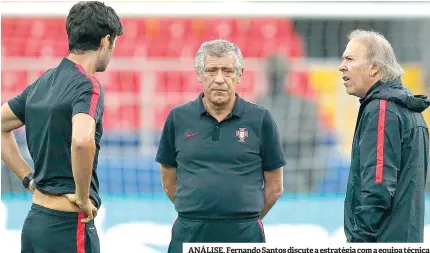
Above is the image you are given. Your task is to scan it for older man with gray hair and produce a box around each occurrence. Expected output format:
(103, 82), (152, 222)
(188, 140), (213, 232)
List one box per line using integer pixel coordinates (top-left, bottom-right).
(155, 39), (286, 252)
(340, 29), (430, 242)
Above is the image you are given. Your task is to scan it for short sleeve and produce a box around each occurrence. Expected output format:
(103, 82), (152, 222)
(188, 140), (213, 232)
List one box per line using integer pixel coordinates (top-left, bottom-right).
(8, 84), (34, 124)
(155, 110), (178, 168)
(72, 78), (103, 123)
(261, 109), (287, 171)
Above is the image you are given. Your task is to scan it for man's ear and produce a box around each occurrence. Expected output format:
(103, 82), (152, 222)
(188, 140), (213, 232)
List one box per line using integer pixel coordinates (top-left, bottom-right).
(100, 35), (111, 50)
(369, 63), (380, 77)
(238, 68), (244, 83)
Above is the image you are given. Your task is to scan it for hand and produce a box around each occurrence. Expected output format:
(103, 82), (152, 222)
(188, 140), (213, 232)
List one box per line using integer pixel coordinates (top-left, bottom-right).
(28, 179), (35, 194)
(64, 194), (98, 223)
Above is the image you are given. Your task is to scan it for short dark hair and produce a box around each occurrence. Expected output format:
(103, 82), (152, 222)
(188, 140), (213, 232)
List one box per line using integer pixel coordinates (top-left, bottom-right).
(66, 1), (123, 54)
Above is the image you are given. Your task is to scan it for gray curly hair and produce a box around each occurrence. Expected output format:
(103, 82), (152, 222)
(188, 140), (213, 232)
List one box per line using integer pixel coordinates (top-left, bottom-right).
(195, 39), (244, 77)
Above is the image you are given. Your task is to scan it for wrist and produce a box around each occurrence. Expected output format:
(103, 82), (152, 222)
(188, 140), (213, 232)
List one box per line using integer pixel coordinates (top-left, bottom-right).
(75, 192), (89, 205)
(75, 199), (85, 207)
(22, 173), (34, 189)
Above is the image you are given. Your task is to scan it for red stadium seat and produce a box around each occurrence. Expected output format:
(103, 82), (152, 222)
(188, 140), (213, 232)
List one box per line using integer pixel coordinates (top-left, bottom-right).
(95, 71), (141, 93)
(1, 38), (26, 57)
(1, 71), (29, 93)
(158, 18), (193, 41)
(201, 18), (238, 41)
(120, 18), (141, 41)
(248, 19), (294, 39)
(154, 105), (172, 130)
(164, 37), (199, 58)
(236, 71), (255, 94)
(154, 101), (183, 130)
(1, 70), (29, 103)
(287, 71), (317, 102)
(146, 37), (169, 57)
(155, 71), (181, 93)
(259, 37), (302, 58)
(233, 19), (253, 38)
(155, 71), (197, 93)
(103, 104), (141, 130)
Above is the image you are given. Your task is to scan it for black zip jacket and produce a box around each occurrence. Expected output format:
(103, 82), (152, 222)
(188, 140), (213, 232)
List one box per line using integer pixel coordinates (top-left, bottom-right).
(344, 78), (430, 242)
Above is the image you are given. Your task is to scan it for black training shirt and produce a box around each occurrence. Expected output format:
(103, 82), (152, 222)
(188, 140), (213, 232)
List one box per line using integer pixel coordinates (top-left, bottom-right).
(8, 58), (104, 208)
(155, 92), (286, 215)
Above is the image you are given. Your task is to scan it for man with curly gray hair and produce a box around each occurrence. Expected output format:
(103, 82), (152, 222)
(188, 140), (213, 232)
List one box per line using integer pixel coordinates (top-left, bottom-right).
(156, 39), (286, 251)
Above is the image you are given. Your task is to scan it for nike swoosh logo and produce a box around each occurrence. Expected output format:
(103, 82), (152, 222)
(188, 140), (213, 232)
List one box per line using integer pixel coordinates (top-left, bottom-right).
(185, 132), (198, 138)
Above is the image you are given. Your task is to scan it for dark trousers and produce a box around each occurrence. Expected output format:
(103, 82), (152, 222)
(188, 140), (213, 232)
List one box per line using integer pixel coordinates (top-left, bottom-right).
(168, 216), (266, 253)
(21, 204), (100, 253)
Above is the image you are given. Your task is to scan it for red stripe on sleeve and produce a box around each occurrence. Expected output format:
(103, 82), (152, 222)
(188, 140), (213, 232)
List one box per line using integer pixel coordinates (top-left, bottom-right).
(88, 76), (100, 118)
(75, 64), (101, 118)
(375, 99), (387, 183)
(76, 212), (86, 253)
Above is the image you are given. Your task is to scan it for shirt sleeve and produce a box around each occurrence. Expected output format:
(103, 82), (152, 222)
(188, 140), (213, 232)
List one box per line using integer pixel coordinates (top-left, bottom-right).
(155, 110), (178, 168)
(72, 78), (103, 123)
(261, 109), (287, 171)
(7, 84), (34, 124)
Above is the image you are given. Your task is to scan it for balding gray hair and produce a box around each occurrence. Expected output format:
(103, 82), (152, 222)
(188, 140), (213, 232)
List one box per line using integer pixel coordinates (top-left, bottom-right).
(195, 39), (244, 77)
(348, 29), (404, 82)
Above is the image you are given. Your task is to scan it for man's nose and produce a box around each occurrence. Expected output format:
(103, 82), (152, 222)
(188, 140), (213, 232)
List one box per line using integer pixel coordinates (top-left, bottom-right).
(214, 71), (224, 84)
(339, 63), (347, 72)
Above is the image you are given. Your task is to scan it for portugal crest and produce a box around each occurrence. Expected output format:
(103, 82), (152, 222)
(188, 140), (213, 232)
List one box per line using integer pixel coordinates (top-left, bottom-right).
(236, 128), (248, 142)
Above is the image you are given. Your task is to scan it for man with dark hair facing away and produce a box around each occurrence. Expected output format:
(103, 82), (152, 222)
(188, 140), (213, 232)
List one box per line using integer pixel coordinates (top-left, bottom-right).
(1, 2), (123, 252)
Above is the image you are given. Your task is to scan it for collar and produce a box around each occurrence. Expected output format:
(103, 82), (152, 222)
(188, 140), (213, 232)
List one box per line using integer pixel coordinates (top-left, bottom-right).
(196, 92), (246, 118)
(60, 57), (92, 76)
(60, 57), (76, 68)
(359, 78), (402, 104)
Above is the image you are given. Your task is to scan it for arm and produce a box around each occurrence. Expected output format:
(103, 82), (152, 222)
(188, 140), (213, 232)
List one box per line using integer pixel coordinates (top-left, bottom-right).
(155, 110), (178, 204)
(260, 110), (286, 219)
(71, 113), (96, 202)
(66, 114), (99, 223)
(160, 164), (177, 203)
(70, 80), (103, 205)
(1, 85), (35, 192)
(1, 104), (34, 185)
(260, 167), (283, 219)
(352, 100), (401, 242)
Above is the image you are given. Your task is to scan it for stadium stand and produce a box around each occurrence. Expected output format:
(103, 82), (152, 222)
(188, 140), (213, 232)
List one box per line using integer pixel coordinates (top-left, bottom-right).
(3, 17), (343, 196)
(2, 17), (427, 195)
